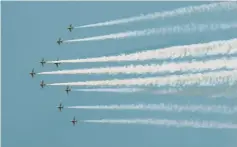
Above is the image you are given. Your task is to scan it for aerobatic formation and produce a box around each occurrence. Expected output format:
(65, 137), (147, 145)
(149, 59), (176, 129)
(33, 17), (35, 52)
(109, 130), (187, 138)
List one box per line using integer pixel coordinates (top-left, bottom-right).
(29, 2), (237, 129)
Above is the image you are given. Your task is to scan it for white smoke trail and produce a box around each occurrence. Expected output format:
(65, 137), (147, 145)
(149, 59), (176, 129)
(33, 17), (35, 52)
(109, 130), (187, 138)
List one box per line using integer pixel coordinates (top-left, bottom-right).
(64, 23), (237, 43)
(72, 88), (145, 93)
(68, 104), (237, 114)
(40, 57), (237, 75)
(152, 88), (180, 95)
(151, 85), (237, 98)
(77, 2), (237, 28)
(47, 70), (237, 87)
(47, 38), (237, 64)
(83, 119), (237, 129)
(72, 86), (236, 97)
(73, 88), (181, 95)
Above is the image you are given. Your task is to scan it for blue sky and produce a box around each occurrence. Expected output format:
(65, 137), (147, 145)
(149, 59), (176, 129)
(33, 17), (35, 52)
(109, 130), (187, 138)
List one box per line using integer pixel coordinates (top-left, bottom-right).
(2, 1), (237, 147)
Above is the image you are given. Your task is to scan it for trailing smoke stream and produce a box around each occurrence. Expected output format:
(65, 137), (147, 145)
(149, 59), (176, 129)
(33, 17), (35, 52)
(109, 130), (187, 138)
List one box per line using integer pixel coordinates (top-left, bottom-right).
(40, 57), (237, 75)
(77, 2), (237, 28)
(64, 23), (237, 43)
(48, 38), (237, 64)
(72, 86), (237, 97)
(83, 119), (237, 129)
(72, 88), (144, 93)
(67, 104), (237, 114)
(47, 70), (237, 87)
(72, 88), (182, 95)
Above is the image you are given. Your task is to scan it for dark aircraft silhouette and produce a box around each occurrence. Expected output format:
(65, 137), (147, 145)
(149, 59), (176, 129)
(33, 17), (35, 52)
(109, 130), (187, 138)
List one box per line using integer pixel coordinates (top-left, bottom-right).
(40, 58), (46, 67)
(57, 38), (63, 45)
(40, 80), (46, 88)
(54, 58), (61, 67)
(67, 24), (74, 32)
(65, 86), (71, 94)
(29, 68), (36, 78)
(70, 116), (77, 126)
(57, 102), (64, 112)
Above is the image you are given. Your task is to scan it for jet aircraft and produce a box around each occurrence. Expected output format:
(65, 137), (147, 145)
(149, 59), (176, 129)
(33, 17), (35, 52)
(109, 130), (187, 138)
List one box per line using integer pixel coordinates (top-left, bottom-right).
(57, 38), (63, 45)
(29, 68), (36, 78)
(67, 24), (74, 32)
(40, 80), (46, 88)
(70, 116), (77, 126)
(40, 58), (46, 67)
(57, 102), (64, 112)
(65, 86), (71, 94)
(54, 58), (61, 67)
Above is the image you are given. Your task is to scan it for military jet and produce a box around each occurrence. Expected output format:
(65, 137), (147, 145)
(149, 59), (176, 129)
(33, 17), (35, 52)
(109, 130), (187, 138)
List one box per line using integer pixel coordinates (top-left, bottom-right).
(57, 38), (63, 45)
(70, 116), (77, 126)
(54, 58), (61, 67)
(65, 86), (71, 94)
(29, 68), (36, 78)
(57, 102), (64, 112)
(67, 24), (74, 32)
(40, 58), (46, 67)
(40, 80), (46, 88)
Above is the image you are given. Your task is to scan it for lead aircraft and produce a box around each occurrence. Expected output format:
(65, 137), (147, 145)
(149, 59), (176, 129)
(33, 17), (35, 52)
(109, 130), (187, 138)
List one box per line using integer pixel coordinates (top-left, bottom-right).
(29, 68), (36, 78)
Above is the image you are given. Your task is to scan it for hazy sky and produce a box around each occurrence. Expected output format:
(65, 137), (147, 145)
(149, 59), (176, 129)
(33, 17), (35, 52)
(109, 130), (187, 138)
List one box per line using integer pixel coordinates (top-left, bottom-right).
(2, 1), (237, 147)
